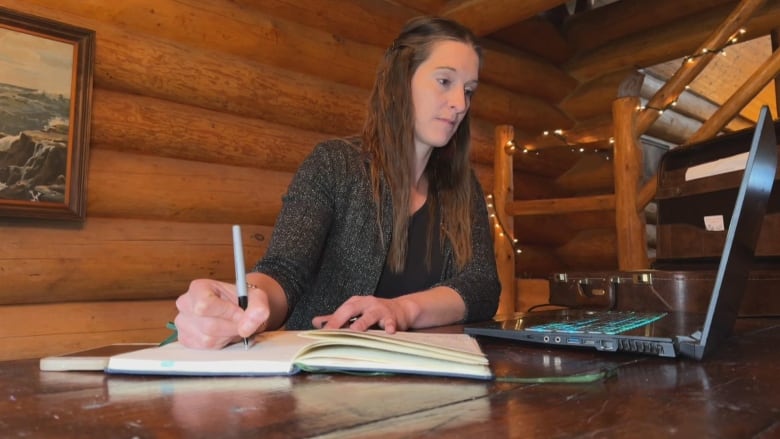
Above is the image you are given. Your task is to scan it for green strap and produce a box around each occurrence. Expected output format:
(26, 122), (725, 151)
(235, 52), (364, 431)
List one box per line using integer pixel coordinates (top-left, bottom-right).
(159, 321), (178, 346)
(296, 364), (616, 383)
(494, 367), (617, 384)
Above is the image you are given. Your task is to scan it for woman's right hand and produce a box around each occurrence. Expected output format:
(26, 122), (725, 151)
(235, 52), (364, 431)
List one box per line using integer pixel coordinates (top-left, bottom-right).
(174, 278), (271, 349)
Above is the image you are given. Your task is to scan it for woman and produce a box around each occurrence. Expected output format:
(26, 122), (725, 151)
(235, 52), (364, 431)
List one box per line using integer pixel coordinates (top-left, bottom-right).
(174, 16), (500, 349)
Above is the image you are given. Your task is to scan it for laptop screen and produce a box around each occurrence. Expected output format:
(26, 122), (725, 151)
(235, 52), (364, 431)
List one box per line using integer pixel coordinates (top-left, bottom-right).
(692, 105), (778, 359)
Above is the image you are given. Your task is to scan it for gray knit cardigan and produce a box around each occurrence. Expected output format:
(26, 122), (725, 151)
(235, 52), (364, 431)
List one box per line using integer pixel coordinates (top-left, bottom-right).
(253, 138), (500, 329)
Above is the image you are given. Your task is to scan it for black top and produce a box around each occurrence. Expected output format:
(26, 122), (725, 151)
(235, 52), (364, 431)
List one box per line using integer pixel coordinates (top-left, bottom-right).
(254, 139), (500, 329)
(374, 199), (444, 298)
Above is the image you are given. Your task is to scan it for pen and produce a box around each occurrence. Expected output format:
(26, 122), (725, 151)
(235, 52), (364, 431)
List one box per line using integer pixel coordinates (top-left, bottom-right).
(232, 225), (250, 350)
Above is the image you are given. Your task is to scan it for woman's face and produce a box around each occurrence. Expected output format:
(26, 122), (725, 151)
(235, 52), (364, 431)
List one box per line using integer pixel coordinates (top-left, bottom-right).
(410, 40), (479, 152)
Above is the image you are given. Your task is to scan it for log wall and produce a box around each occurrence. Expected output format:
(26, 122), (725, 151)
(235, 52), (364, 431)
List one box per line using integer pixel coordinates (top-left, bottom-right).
(0, 0), (577, 360)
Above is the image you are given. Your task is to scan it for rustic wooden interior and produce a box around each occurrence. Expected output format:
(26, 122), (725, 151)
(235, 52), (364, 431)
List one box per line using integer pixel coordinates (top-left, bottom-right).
(1, 0), (778, 360)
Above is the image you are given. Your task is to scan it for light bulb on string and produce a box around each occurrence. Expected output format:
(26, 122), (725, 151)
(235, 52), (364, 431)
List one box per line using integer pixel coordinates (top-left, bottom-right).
(485, 194), (522, 255)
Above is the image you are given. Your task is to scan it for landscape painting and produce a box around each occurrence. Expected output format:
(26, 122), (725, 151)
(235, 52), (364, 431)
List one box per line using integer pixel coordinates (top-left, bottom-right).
(0, 8), (94, 220)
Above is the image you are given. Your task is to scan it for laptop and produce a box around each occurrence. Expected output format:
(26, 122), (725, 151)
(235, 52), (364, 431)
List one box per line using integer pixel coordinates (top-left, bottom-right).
(465, 105), (778, 360)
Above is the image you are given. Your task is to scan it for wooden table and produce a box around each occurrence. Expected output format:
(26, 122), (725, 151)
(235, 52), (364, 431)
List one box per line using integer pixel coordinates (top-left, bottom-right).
(2, 318), (780, 438)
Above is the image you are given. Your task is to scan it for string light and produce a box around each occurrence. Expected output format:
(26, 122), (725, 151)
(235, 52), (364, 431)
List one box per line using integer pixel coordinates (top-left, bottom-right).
(636, 28), (746, 117)
(543, 128), (571, 147)
(527, 129), (613, 160)
(504, 139), (517, 155)
(637, 100), (678, 114)
(485, 193), (522, 255)
(516, 29), (748, 166)
(682, 28), (745, 63)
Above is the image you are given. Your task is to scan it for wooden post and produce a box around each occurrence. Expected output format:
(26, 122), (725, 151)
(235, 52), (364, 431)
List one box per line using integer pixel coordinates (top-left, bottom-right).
(492, 125), (516, 316)
(773, 29), (780, 113)
(612, 95), (650, 270)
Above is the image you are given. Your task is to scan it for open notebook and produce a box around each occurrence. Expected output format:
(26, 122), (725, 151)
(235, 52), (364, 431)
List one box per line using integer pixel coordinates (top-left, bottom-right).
(466, 105), (778, 360)
(102, 329), (492, 380)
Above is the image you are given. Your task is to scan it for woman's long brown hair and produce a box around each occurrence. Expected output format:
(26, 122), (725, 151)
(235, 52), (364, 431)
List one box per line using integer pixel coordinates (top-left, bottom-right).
(361, 16), (482, 273)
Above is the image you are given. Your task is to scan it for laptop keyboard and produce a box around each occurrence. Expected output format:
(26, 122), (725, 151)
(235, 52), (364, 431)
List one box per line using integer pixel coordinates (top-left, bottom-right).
(526, 311), (667, 335)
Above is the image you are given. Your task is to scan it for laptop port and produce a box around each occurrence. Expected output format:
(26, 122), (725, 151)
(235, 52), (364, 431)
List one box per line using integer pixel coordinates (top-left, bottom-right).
(598, 340), (617, 351)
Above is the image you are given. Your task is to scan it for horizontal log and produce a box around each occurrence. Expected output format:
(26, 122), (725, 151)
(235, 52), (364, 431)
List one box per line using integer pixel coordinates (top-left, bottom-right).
(471, 162), (494, 195)
(481, 41), (578, 103)
(0, 2), (325, 139)
(555, 229), (618, 270)
(514, 146), (582, 178)
(233, 0), (409, 48)
(89, 131), (493, 223)
(0, 218), (271, 305)
(91, 89), (322, 173)
(241, 0), (575, 102)
(470, 118), (500, 166)
(566, 1), (780, 82)
(513, 173), (565, 200)
(94, 27), (370, 137)
(473, 84), (574, 133)
(17, 0), (572, 102)
(91, 15), (551, 153)
(508, 194), (615, 216)
(554, 153), (614, 195)
(0, 2), (366, 135)
(514, 244), (564, 277)
(563, 0), (733, 52)
(16, 0), (383, 90)
(515, 278), (554, 314)
(389, 0), (444, 14)
(0, 1), (493, 170)
(517, 115), (615, 150)
(87, 149), (290, 225)
(515, 210), (615, 246)
(441, 0), (565, 37)
(0, 300), (175, 361)
(558, 68), (636, 122)
(488, 16), (572, 65)
(92, 88), (496, 174)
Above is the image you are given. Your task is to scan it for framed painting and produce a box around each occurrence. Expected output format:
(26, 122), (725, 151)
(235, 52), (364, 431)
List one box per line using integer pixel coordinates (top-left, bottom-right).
(0, 7), (94, 220)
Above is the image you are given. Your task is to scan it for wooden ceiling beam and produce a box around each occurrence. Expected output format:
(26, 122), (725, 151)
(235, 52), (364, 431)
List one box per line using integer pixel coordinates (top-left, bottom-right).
(439, 0), (567, 36)
(481, 41), (578, 102)
(232, 0), (415, 47)
(563, 0), (734, 52)
(390, 0), (447, 15)
(487, 16), (572, 64)
(507, 194), (615, 216)
(566, 0), (780, 82)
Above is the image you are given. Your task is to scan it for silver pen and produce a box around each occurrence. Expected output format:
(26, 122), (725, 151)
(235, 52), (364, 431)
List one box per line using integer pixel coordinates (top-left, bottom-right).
(232, 225), (250, 350)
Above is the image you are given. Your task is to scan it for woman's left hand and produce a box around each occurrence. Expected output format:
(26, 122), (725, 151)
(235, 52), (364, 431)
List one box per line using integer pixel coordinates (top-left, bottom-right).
(312, 295), (416, 333)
